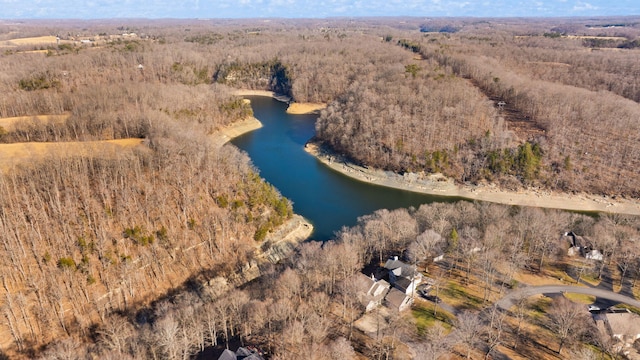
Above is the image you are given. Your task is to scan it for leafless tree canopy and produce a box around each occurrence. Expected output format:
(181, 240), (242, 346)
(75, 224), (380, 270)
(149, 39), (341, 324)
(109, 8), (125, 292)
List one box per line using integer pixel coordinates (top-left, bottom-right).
(0, 17), (639, 359)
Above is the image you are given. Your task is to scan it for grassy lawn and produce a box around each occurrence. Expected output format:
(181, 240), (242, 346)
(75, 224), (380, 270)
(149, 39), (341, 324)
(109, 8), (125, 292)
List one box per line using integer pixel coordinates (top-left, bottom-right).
(515, 270), (567, 286)
(440, 281), (484, 310)
(544, 264), (585, 285)
(563, 292), (596, 304)
(579, 273), (601, 286)
(412, 302), (454, 335)
(529, 296), (552, 321)
(500, 295), (566, 360)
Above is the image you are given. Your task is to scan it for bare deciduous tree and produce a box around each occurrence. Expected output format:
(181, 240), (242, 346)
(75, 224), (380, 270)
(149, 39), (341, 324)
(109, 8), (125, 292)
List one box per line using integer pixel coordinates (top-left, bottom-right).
(547, 296), (591, 355)
(454, 311), (484, 359)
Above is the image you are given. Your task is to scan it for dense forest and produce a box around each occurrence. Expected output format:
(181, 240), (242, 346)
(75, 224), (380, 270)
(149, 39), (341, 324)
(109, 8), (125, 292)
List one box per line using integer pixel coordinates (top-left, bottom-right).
(314, 21), (640, 197)
(0, 16), (640, 359)
(0, 19), (297, 357)
(26, 202), (640, 359)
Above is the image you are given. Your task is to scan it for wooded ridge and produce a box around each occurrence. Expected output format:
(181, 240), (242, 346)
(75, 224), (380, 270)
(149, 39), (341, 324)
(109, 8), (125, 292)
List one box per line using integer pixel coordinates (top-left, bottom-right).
(1, 17), (639, 359)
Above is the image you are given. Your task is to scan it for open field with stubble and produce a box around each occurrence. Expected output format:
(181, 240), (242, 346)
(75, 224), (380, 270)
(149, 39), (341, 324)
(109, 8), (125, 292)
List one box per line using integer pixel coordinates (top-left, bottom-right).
(0, 138), (145, 170)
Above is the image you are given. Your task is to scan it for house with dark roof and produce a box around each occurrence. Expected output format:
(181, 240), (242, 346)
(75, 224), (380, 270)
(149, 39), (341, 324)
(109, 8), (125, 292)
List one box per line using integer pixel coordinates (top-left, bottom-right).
(217, 347), (265, 360)
(564, 231), (603, 260)
(384, 257), (423, 295)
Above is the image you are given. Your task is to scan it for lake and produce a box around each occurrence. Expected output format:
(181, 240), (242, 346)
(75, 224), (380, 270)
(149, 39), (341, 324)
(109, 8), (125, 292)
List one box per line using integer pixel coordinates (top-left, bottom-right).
(231, 96), (465, 240)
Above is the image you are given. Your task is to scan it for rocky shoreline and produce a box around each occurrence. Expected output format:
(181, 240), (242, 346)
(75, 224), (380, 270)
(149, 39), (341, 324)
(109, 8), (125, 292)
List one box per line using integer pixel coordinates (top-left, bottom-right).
(231, 90), (640, 216)
(304, 140), (640, 216)
(209, 113), (315, 284)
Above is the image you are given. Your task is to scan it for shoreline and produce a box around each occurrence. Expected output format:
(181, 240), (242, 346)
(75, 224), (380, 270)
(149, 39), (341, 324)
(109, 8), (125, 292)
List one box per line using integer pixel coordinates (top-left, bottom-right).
(260, 214), (314, 263)
(232, 89), (326, 115)
(286, 102), (327, 115)
(304, 140), (640, 216)
(209, 114), (315, 241)
(233, 89), (292, 104)
(231, 89), (639, 215)
(211, 116), (263, 147)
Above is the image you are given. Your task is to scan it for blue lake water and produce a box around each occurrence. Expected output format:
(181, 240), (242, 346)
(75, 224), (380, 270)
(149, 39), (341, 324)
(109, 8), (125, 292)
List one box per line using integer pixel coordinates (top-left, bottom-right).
(231, 96), (465, 240)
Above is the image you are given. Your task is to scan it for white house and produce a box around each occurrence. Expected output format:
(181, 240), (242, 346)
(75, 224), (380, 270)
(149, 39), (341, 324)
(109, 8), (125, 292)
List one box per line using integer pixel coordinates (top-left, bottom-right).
(385, 288), (413, 312)
(352, 273), (390, 312)
(384, 257), (423, 295)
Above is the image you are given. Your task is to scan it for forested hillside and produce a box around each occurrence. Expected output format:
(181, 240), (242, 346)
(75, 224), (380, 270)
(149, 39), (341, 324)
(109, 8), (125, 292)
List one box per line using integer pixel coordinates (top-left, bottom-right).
(313, 19), (640, 197)
(0, 20), (294, 356)
(30, 202), (640, 359)
(1, 17), (640, 359)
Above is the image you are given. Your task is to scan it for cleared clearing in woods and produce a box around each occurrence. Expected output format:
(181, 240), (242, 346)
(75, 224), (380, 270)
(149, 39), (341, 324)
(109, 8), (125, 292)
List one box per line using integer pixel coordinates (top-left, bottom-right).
(3, 35), (58, 46)
(0, 139), (145, 171)
(0, 113), (71, 132)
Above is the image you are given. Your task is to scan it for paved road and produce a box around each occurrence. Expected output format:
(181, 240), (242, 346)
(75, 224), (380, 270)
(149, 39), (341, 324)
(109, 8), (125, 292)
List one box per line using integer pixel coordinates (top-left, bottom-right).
(496, 285), (640, 311)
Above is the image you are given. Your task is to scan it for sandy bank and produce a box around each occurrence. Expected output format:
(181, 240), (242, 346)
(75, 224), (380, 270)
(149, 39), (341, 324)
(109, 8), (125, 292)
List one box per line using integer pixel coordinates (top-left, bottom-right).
(211, 116), (263, 148)
(233, 89), (325, 114)
(233, 89), (292, 103)
(305, 140), (640, 216)
(234, 89), (277, 97)
(286, 102), (327, 115)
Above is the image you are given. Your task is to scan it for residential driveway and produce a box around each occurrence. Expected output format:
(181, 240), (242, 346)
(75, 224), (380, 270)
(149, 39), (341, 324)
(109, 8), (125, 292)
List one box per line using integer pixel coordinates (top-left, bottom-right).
(432, 299), (458, 316)
(495, 285), (640, 311)
(414, 296), (458, 316)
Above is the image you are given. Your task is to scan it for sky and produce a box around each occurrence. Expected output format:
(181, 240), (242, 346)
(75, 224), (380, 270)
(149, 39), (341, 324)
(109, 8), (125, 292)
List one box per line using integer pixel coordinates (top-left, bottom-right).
(0, 0), (638, 19)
